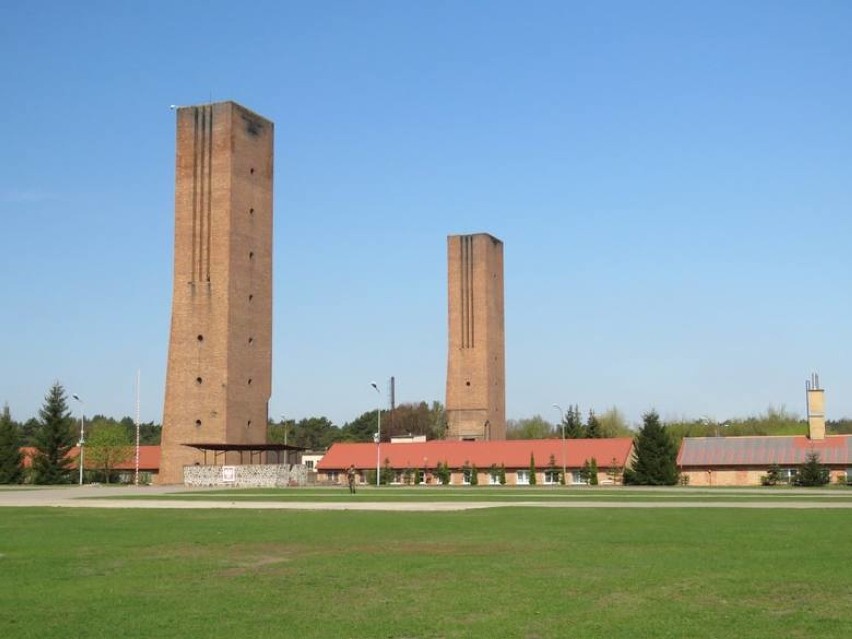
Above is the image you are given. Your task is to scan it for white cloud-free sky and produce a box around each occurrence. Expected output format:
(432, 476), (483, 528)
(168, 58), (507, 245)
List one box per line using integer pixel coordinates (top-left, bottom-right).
(2, 1), (850, 426)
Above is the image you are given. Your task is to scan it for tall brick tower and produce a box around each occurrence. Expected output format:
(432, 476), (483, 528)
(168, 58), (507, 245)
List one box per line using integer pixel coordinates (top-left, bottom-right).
(445, 233), (506, 440)
(159, 101), (273, 484)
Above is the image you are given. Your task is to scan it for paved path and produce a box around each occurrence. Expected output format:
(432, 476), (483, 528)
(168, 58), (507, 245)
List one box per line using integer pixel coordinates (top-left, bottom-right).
(2, 485), (852, 511)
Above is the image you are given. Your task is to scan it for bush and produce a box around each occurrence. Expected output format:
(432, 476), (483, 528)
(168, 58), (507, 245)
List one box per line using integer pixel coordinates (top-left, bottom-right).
(436, 461), (451, 485)
(761, 464), (782, 486)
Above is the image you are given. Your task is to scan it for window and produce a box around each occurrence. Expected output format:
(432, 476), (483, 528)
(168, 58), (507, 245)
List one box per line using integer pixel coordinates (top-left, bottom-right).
(517, 470), (529, 485)
(489, 472), (501, 486)
(779, 468), (798, 484)
(570, 471), (587, 485)
(462, 469), (472, 485)
(304, 460), (314, 469)
(544, 470), (560, 485)
(328, 471), (339, 483)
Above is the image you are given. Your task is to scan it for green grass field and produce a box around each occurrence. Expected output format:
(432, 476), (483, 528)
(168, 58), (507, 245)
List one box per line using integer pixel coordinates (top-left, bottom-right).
(2, 501), (851, 638)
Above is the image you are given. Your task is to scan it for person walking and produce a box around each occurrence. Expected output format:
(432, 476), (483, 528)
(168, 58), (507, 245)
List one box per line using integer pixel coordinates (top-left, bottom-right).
(347, 464), (357, 494)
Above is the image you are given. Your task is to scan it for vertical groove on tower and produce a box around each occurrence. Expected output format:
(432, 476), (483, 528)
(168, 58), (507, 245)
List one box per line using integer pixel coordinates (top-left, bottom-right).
(205, 106), (213, 283)
(468, 235), (474, 348)
(460, 235), (476, 349)
(191, 109), (199, 284)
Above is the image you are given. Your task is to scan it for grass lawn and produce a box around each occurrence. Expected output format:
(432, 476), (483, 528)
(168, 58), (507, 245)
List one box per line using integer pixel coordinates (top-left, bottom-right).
(1, 506), (850, 638)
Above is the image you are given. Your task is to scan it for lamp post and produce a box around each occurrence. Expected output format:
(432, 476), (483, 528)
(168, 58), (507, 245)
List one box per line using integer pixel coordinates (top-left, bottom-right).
(371, 382), (381, 487)
(552, 403), (567, 486)
(72, 394), (85, 485)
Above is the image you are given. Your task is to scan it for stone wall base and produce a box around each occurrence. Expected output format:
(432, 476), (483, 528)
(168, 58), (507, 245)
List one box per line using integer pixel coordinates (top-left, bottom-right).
(183, 464), (308, 488)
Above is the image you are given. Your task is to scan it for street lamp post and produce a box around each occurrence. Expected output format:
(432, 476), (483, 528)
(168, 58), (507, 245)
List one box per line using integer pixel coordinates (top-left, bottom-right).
(552, 403), (567, 486)
(371, 382), (381, 487)
(72, 394), (85, 485)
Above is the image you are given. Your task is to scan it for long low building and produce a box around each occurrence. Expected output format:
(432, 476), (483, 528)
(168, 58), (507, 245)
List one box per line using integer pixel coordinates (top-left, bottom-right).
(678, 435), (852, 486)
(22, 445), (161, 483)
(317, 438), (634, 486)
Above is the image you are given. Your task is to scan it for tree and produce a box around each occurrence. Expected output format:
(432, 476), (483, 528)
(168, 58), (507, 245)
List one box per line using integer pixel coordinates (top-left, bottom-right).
(340, 410), (383, 442)
(19, 417), (40, 446)
(795, 451), (830, 487)
(31, 383), (76, 484)
(269, 416), (339, 449)
(579, 459), (592, 484)
(623, 411), (678, 486)
(589, 457), (599, 485)
(597, 407), (633, 438)
(586, 410), (601, 438)
(606, 457), (622, 485)
(385, 401), (446, 440)
(529, 453), (537, 485)
(547, 453), (558, 484)
(506, 415), (555, 440)
(436, 461), (451, 485)
(562, 404), (586, 438)
(86, 423), (133, 483)
(761, 463), (782, 486)
(0, 404), (24, 484)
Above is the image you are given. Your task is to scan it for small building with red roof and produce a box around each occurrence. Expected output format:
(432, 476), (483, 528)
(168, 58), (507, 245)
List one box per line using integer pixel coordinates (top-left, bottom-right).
(677, 435), (852, 486)
(316, 438), (634, 486)
(21, 445), (161, 483)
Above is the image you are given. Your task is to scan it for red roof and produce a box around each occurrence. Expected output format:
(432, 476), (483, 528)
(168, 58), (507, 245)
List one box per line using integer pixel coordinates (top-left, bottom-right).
(317, 438), (634, 471)
(21, 446), (161, 471)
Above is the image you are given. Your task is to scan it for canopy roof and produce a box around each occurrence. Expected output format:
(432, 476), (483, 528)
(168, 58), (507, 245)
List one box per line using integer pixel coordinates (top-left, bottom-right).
(182, 443), (304, 452)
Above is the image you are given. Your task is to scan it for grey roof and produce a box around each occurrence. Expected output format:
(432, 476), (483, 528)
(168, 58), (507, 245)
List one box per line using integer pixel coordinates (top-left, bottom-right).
(677, 435), (852, 467)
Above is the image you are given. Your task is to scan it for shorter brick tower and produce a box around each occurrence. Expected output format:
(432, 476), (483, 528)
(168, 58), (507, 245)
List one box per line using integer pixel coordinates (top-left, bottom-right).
(159, 101), (273, 484)
(445, 233), (506, 440)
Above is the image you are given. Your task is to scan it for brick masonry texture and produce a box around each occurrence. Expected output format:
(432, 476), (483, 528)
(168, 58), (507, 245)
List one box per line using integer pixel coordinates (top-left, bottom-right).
(159, 102), (274, 484)
(445, 233), (506, 440)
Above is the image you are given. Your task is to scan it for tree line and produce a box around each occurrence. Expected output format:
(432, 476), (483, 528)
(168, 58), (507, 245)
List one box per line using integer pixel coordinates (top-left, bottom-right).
(0, 382), (154, 485)
(3, 383), (847, 486)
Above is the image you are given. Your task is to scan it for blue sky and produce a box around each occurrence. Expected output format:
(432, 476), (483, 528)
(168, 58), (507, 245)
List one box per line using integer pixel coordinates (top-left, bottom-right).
(2, 1), (850, 427)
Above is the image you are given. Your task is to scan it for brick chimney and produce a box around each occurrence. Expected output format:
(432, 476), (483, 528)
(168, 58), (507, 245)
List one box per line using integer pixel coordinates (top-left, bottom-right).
(806, 373), (825, 441)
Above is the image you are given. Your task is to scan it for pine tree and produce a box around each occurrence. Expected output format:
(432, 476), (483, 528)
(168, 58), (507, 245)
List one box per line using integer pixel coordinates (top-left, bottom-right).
(607, 457), (622, 484)
(579, 459), (591, 484)
(623, 411), (678, 485)
(529, 453), (537, 485)
(563, 404), (587, 438)
(589, 457), (599, 485)
(31, 383), (76, 485)
(0, 403), (24, 484)
(586, 410), (601, 438)
(795, 451), (830, 487)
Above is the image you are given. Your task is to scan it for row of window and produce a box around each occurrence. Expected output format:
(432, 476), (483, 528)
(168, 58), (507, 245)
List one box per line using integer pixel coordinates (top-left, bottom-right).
(325, 470), (593, 486)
